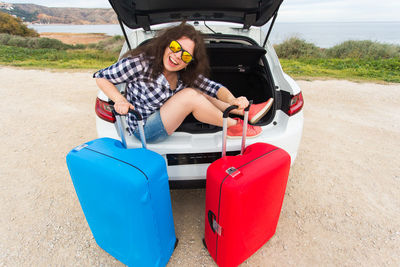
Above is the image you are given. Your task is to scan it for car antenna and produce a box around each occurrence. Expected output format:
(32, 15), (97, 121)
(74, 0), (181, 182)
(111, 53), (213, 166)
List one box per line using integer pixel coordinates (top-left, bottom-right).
(204, 20), (217, 34)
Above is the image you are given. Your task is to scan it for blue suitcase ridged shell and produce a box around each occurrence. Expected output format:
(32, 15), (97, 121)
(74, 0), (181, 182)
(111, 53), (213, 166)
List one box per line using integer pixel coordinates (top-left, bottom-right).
(66, 138), (176, 266)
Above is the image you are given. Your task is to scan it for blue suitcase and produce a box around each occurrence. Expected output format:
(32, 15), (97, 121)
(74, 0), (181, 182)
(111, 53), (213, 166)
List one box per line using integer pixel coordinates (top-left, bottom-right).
(66, 109), (176, 266)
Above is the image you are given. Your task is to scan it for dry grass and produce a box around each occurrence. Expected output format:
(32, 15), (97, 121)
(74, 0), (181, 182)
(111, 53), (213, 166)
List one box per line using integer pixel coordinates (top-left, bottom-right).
(39, 32), (111, 45)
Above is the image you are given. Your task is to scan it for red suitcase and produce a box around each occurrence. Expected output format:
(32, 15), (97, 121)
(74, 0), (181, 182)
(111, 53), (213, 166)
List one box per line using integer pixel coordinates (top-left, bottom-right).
(204, 104), (291, 267)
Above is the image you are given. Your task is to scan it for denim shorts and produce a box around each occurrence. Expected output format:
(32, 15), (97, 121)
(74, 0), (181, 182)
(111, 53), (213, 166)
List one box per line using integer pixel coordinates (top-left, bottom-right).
(133, 110), (169, 143)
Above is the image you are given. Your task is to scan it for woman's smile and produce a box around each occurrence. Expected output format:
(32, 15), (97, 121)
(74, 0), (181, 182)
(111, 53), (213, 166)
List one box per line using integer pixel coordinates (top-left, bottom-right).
(168, 55), (179, 66)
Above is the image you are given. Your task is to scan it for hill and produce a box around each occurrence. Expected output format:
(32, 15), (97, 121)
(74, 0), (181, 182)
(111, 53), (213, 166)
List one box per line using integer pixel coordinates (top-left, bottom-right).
(0, 3), (117, 24)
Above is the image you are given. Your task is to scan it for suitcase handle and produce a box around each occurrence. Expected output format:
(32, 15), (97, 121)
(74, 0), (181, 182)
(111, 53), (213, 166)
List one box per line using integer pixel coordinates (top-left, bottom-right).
(111, 105), (147, 149)
(208, 210), (216, 233)
(221, 101), (252, 157)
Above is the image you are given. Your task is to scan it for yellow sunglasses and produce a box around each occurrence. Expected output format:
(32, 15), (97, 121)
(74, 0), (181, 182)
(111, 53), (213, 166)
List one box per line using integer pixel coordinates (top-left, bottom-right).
(169, 40), (193, 64)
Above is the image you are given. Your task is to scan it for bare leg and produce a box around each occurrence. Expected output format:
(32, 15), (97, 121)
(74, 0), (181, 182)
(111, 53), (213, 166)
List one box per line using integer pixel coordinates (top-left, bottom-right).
(202, 93), (244, 116)
(160, 88), (237, 135)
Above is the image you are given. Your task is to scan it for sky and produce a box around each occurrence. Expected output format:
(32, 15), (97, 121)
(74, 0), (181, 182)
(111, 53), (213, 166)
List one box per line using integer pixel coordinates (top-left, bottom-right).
(3, 0), (400, 22)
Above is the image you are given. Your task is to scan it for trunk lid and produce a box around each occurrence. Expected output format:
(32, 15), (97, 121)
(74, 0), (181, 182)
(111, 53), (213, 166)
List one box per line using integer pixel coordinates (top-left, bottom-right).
(108, 0), (283, 30)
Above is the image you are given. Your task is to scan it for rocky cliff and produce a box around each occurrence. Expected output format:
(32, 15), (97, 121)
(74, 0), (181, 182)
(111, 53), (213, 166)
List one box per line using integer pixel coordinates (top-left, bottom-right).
(0, 3), (118, 24)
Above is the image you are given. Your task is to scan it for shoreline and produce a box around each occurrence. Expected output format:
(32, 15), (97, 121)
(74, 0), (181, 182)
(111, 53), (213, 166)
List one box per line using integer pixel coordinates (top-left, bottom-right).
(27, 22), (400, 47)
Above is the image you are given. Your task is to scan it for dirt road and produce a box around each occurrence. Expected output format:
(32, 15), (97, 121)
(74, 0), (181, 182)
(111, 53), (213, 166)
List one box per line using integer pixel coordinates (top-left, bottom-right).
(0, 67), (399, 266)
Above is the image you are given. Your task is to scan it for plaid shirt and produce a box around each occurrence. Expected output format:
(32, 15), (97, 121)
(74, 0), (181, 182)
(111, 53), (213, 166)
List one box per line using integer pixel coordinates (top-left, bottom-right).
(93, 53), (223, 134)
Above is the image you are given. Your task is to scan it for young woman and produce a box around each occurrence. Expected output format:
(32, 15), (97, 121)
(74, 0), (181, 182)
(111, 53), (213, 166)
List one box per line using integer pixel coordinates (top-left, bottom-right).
(94, 22), (273, 143)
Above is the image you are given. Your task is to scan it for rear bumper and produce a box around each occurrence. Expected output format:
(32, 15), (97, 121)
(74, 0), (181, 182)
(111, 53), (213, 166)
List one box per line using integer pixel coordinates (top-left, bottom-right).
(96, 110), (303, 182)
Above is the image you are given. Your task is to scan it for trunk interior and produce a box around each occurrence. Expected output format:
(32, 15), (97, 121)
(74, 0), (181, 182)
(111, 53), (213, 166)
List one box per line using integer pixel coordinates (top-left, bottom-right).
(177, 39), (276, 134)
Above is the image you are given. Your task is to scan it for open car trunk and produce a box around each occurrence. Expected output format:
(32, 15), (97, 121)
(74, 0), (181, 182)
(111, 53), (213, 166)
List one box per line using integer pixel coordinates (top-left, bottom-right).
(176, 35), (276, 134)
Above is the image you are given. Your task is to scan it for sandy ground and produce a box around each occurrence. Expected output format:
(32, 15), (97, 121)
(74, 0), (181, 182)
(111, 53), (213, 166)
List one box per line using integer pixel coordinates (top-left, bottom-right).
(0, 67), (399, 266)
(39, 33), (111, 45)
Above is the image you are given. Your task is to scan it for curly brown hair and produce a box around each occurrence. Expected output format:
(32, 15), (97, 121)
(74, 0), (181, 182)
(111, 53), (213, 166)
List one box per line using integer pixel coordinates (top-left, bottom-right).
(123, 22), (209, 87)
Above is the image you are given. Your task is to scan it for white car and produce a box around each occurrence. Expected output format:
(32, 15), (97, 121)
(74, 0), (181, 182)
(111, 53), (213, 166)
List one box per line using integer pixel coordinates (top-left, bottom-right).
(95, 0), (304, 188)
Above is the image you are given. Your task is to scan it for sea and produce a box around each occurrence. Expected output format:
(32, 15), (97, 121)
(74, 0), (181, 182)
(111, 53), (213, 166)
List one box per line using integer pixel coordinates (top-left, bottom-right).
(28, 21), (400, 48)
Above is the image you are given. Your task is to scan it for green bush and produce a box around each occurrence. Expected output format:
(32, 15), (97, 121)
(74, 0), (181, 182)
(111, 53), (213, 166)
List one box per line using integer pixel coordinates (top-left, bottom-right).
(73, 44), (86, 49)
(0, 33), (72, 50)
(274, 37), (324, 59)
(326, 40), (400, 59)
(0, 11), (39, 37)
(91, 35), (124, 53)
(0, 33), (11, 43)
(274, 37), (400, 60)
(36, 37), (71, 49)
(26, 37), (40, 48)
(6, 35), (26, 47)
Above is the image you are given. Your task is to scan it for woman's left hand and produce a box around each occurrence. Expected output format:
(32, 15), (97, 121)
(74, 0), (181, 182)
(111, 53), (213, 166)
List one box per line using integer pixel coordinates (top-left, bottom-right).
(231, 96), (249, 110)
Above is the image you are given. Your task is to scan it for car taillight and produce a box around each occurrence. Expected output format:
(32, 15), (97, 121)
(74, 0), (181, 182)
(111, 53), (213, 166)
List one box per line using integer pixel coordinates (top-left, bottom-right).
(289, 92), (304, 116)
(95, 97), (115, 123)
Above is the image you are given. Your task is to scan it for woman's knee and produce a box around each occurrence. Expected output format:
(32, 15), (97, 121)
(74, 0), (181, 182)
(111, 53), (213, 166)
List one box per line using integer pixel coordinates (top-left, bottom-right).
(178, 87), (200, 97)
(175, 87), (204, 103)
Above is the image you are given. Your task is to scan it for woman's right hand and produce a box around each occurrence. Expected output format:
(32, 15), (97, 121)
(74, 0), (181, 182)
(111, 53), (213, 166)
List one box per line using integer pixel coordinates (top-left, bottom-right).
(114, 99), (135, 115)
(95, 78), (134, 115)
